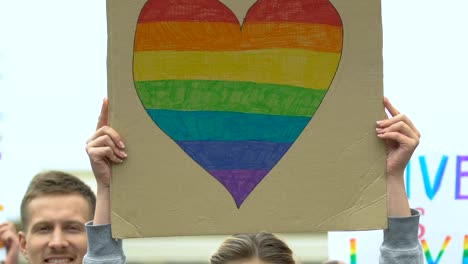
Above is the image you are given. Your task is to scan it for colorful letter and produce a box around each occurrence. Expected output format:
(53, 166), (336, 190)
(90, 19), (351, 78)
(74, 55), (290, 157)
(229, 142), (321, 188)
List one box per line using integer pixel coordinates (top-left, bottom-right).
(456, 156), (468, 200)
(415, 207), (426, 239)
(350, 238), (357, 264)
(463, 235), (468, 264)
(421, 236), (451, 264)
(406, 161), (411, 198)
(419, 155), (448, 200)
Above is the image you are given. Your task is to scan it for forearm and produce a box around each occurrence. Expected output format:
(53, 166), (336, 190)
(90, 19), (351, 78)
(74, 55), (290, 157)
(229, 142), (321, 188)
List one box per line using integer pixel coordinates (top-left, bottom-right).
(94, 184), (111, 225)
(85, 184), (126, 263)
(386, 173), (411, 217)
(6, 248), (19, 264)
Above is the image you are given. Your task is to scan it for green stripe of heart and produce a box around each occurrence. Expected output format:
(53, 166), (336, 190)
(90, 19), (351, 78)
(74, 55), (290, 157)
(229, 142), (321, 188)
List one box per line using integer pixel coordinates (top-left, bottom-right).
(135, 80), (327, 117)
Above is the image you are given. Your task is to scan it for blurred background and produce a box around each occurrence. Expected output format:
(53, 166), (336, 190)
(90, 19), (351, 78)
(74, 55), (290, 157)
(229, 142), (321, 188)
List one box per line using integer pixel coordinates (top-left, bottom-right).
(0, 0), (467, 263)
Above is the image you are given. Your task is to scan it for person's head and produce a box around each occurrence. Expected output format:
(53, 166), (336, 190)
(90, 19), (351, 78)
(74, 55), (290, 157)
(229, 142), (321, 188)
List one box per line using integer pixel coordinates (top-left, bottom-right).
(18, 170), (96, 264)
(211, 232), (295, 264)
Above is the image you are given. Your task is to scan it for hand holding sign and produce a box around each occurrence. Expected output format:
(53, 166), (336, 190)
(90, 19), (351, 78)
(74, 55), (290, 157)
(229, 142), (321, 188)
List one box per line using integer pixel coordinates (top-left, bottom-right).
(0, 206), (19, 264)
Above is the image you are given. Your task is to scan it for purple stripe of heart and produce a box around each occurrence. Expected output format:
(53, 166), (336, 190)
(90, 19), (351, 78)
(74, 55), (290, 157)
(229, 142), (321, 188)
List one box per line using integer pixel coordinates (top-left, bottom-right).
(208, 170), (270, 208)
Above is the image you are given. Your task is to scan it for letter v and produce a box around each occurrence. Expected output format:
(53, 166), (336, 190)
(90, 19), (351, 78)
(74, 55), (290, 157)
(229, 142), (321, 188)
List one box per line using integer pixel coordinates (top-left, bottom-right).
(421, 236), (451, 264)
(419, 155), (448, 200)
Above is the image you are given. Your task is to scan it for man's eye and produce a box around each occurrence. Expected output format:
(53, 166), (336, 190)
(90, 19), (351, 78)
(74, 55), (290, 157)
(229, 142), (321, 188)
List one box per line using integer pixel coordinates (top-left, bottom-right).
(37, 226), (51, 233)
(66, 225), (83, 233)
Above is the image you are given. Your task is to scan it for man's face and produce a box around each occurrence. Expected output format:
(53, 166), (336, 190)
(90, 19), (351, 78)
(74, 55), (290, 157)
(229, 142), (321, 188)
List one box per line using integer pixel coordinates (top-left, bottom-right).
(18, 194), (90, 264)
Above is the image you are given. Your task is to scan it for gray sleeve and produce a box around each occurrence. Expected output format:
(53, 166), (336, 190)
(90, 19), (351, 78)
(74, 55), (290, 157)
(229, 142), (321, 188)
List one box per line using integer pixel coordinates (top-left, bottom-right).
(379, 209), (424, 264)
(83, 222), (126, 264)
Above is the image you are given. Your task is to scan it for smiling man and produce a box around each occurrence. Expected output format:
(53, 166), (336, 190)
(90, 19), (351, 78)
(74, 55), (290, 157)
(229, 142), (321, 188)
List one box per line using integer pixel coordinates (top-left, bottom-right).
(17, 171), (96, 264)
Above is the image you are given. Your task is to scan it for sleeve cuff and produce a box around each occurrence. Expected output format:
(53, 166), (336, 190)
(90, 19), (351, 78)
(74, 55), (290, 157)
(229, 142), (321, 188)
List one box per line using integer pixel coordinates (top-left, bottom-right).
(85, 221), (125, 260)
(383, 209), (421, 250)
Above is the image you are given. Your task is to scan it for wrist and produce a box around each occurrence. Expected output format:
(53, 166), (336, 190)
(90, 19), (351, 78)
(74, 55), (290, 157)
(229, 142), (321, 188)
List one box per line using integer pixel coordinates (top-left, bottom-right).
(386, 174), (411, 217)
(386, 170), (405, 182)
(96, 184), (111, 202)
(386, 176), (406, 194)
(94, 184), (111, 225)
(97, 183), (110, 192)
(386, 175), (404, 183)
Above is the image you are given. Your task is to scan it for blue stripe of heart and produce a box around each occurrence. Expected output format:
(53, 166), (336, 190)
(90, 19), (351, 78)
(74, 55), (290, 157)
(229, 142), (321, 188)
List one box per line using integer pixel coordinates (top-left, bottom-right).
(146, 109), (311, 142)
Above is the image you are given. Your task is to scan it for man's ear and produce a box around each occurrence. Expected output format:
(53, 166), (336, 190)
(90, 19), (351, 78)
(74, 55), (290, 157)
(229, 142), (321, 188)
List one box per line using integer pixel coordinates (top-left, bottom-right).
(18, 231), (29, 261)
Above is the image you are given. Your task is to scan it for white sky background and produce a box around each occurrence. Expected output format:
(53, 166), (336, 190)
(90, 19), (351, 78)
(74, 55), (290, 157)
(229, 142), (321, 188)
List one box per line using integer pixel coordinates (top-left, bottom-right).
(0, 0), (467, 221)
(333, 1), (468, 263)
(382, 0), (468, 154)
(0, 0), (107, 219)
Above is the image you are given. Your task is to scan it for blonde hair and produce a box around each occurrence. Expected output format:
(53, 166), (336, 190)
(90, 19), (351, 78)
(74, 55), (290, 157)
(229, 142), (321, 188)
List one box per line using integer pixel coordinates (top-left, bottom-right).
(211, 232), (295, 264)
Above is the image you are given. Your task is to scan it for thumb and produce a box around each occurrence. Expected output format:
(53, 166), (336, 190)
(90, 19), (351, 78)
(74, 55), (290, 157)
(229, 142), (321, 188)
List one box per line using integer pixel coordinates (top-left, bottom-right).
(96, 98), (109, 130)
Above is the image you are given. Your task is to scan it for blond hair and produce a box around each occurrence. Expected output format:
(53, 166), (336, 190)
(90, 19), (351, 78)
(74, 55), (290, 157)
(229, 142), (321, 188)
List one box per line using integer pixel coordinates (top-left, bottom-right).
(211, 232), (295, 264)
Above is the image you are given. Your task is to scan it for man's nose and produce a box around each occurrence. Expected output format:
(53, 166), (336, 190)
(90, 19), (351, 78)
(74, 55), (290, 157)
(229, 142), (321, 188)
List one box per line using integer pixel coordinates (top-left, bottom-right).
(48, 228), (69, 248)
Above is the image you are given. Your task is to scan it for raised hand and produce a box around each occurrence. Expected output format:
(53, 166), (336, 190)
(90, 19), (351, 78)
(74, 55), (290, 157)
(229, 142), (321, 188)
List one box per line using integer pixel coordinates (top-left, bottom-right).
(377, 98), (420, 217)
(85, 98), (127, 224)
(86, 98), (127, 188)
(0, 222), (19, 264)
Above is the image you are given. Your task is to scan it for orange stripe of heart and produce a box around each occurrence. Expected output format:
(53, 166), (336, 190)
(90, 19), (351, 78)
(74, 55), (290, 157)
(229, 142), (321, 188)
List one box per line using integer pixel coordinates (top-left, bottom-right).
(135, 21), (342, 53)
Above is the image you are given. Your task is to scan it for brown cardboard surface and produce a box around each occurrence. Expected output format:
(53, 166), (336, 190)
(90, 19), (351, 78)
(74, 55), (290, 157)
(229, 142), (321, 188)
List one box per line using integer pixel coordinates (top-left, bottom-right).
(108, 0), (387, 238)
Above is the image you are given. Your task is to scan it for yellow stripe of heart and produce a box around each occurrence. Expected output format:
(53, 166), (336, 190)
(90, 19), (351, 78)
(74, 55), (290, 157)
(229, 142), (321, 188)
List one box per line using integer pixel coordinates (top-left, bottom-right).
(133, 49), (341, 89)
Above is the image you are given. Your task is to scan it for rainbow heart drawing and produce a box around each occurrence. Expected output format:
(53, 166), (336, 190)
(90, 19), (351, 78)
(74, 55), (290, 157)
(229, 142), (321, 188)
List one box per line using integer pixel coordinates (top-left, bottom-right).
(133, 0), (343, 208)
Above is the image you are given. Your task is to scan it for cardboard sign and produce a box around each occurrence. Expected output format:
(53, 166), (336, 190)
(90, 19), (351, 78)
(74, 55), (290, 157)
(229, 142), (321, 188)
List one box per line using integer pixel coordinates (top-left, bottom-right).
(107, 0), (386, 238)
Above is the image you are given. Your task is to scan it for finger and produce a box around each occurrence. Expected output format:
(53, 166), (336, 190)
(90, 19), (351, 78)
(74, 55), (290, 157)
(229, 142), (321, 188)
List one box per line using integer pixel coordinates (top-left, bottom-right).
(376, 121), (419, 141)
(381, 98), (390, 120)
(382, 97), (422, 137)
(96, 98), (109, 130)
(86, 135), (127, 159)
(87, 126), (125, 149)
(0, 224), (13, 234)
(377, 114), (421, 138)
(0, 231), (15, 246)
(383, 97), (400, 117)
(377, 131), (419, 149)
(87, 146), (124, 164)
(383, 111), (390, 120)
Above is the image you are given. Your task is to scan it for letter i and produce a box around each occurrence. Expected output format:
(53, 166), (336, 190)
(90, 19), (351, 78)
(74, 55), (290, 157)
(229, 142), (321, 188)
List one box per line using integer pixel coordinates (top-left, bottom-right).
(350, 238), (357, 264)
(463, 235), (468, 264)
